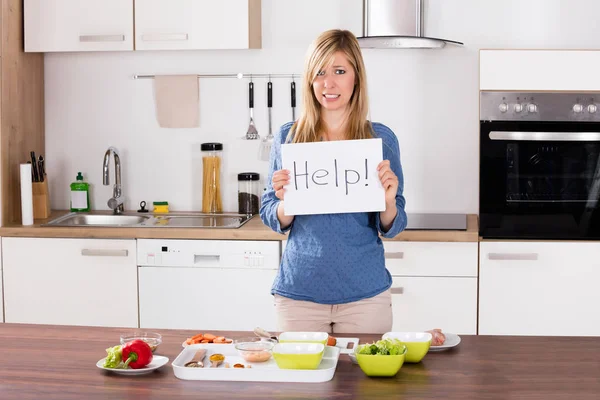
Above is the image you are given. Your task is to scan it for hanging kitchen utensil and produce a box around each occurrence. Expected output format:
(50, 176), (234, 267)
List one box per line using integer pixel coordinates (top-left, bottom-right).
(291, 79), (296, 121)
(244, 81), (259, 140)
(259, 79), (274, 160)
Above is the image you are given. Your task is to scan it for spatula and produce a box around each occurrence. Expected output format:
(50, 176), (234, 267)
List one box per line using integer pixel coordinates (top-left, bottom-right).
(245, 81), (259, 140)
(259, 81), (274, 160)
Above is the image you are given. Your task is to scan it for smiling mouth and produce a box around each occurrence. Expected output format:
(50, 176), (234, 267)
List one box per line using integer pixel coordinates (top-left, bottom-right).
(323, 94), (340, 99)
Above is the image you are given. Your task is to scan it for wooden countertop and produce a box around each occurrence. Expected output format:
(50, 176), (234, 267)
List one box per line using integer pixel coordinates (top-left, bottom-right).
(0, 211), (479, 242)
(1, 323), (599, 400)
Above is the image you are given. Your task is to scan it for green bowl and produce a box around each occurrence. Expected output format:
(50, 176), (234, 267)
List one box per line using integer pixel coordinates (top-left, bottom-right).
(272, 343), (325, 370)
(382, 332), (432, 363)
(278, 332), (328, 345)
(355, 346), (407, 377)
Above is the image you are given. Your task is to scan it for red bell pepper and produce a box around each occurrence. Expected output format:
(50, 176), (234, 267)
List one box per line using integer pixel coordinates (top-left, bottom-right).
(121, 339), (153, 369)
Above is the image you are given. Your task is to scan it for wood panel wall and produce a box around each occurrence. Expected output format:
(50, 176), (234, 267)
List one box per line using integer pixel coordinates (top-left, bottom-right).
(1, 0), (45, 225)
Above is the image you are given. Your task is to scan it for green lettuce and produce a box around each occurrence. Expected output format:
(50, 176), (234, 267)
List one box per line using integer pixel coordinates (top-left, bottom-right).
(103, 345), (127, 369)
(357, 338), (406, 355)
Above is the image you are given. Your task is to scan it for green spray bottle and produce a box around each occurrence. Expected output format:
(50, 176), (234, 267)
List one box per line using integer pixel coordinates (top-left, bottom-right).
(70, 172), (90, 212)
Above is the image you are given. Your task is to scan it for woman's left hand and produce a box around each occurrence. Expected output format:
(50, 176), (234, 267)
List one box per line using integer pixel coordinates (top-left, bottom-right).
(377, 160), (399, 207)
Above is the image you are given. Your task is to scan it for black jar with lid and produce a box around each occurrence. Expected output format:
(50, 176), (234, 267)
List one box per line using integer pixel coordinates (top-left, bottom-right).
(238, 172), (260, 214)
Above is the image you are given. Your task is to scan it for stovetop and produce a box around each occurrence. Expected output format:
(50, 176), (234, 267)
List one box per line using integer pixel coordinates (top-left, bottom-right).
(405, 213), (467, 231)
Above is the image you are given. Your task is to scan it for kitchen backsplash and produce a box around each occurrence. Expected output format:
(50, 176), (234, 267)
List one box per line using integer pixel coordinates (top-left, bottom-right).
(44, 0), (600, 215)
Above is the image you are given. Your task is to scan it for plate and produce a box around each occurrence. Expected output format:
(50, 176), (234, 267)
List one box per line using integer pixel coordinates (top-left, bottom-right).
(428, 333), (461, 352)
(96, 355), (169, 375)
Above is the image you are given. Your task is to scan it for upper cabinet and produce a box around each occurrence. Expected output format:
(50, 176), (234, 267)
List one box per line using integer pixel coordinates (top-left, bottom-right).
(24, 0), (134, 52)
(24, 0), (262, 53)
(134, 0), (261, 51)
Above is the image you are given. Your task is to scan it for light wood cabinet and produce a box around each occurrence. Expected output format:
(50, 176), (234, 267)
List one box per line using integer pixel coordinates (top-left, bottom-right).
(3, 238), (138, 327)
(24, 0), (134, 52)
(479, 241), (600, 336)
(134, 0), (261, 51)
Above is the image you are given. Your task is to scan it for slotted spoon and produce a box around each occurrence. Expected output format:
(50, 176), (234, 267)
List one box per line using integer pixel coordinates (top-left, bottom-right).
(245, 81), (259, 140)
(259, 80), (274, 160)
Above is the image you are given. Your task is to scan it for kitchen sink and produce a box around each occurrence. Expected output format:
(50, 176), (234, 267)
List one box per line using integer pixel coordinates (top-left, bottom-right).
(44, 212), (253, 229)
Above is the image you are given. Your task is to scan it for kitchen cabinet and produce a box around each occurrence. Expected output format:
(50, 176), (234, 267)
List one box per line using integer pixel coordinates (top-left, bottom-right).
(134, 0), (261, 51)
(24, 0), (134, 52)
(384, 241), (478, 334)
(2, 238), (138, 327)
(479, 241), (600, 336)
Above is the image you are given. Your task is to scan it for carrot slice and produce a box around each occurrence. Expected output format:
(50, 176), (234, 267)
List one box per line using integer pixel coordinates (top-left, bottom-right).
(191, 333), (204, 340)
(200, 339), (211, 343)
(186, 338), (194, 345)
(223, 339), (233, 344)
(203, 333), (216, 341)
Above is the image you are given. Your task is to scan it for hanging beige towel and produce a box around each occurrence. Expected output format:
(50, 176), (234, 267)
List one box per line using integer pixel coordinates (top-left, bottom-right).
(153, 75), (200, 128)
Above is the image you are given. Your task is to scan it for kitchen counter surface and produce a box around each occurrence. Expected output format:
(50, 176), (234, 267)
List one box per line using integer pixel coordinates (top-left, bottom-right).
(0, 211), (479, 242)
(1, 323), (599, 400)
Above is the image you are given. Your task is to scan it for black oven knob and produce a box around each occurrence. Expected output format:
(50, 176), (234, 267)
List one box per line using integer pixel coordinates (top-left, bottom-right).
(514, 103), (523, 113)
(588, 104), (598, 113)
(499, 103), (508, 113)
(573, 104), (584, 113)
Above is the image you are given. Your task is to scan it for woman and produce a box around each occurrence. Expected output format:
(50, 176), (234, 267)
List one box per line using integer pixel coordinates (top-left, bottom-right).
(260, 29), (407, 334)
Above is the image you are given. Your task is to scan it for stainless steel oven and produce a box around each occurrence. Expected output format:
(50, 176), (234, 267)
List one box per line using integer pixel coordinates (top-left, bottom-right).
(480, 91), (600, 239)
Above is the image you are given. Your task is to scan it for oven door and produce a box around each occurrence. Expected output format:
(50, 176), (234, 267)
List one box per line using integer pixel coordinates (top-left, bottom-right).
(480, 121), (600, 239)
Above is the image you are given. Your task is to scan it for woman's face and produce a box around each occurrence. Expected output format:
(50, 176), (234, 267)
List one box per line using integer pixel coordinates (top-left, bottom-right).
(312, 51), (356, 113)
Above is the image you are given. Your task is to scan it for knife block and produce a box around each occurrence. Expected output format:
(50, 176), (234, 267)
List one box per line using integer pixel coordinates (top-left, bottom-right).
(32, 179), (51, 219)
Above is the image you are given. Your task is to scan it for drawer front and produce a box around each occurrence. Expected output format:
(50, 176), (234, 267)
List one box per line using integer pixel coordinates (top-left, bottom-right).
(384, 242), (478, 277)
(391, 276), (477, 335)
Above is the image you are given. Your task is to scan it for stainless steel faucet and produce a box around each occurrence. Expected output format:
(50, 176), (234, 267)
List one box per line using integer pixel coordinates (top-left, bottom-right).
(103, 146), (125, 214)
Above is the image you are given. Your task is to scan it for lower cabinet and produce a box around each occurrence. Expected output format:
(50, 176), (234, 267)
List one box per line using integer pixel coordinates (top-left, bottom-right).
(479, 241), (600, 336)
(2, 237), (138, 327)
(384, 241), (479, 334)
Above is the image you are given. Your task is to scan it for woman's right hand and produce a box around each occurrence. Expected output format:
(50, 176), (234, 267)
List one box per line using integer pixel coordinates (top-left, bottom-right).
(272, 169), (290, 201)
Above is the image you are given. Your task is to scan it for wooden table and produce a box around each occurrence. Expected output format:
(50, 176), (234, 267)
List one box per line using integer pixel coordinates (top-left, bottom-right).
(1, 324), (599, 399)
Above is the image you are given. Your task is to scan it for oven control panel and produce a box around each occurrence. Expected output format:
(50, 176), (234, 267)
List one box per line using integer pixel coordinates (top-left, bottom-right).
(480, 91), (600, 121)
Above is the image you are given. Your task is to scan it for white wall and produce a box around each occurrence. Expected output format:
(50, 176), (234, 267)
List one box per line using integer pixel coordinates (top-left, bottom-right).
(44, 0), (600, 215)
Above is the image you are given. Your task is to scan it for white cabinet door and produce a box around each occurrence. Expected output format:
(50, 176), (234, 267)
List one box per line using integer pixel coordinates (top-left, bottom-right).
(479, 241), (600, 336)
(391, 277), (477, 334)
(3, 238), (137, 327)
(25, 0), (134, 52)
(383, 241), (478, 277)
(135, 0), (261, 50)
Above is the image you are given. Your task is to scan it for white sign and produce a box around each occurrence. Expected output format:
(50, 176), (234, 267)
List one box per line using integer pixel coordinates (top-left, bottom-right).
(281, 138), (385, 216)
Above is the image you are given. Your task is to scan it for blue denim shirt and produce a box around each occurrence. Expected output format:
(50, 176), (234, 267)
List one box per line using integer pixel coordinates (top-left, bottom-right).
(260, 122), (407, 304)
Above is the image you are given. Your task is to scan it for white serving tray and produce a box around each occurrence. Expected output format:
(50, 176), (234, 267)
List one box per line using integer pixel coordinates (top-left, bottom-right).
(172, 343), (341, 383)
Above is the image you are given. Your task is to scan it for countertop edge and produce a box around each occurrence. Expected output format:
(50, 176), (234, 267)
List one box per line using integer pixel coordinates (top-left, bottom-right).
(0, 212), (479, 242)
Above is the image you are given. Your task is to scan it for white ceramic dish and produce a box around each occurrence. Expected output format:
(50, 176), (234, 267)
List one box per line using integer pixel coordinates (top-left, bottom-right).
(278, 332), (329, 344)
(333, 337), (360, 355)
(96, 355), (169, 375)
(382, 332), (432, 343)
(172, 343), (340, 383)
(428, 333), (461, 352)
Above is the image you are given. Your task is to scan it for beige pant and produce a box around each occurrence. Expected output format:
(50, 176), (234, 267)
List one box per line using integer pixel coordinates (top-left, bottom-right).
(274, 290), (393, 334)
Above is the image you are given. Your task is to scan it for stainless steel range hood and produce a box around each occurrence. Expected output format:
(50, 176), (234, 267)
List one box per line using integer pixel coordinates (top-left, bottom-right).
(357, 0), (463, 49)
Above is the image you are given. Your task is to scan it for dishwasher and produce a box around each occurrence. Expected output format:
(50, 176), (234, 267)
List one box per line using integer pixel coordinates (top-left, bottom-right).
(137, 239), (280, 332)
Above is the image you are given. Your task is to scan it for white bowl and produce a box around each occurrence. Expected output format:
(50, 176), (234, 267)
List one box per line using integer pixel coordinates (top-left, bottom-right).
(382, 332), (432, 343)
(278, 332), (329, 344)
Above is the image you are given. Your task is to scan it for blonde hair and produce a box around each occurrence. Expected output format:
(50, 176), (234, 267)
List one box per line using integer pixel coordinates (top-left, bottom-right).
(291, 29), (373, 143)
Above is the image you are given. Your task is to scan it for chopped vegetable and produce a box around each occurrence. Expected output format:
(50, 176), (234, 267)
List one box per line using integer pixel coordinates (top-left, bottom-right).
(358, 338), (406, 356)
(103, 345), (126, 369)
(121, 339), (154, 369)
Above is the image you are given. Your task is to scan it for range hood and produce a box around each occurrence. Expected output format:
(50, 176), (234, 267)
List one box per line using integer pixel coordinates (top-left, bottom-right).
(357, 0), (463, 49)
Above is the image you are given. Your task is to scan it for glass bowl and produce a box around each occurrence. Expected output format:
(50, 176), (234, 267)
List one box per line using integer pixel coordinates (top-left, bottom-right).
(120, 331), (162, 353)
(234, 337), (277, 363)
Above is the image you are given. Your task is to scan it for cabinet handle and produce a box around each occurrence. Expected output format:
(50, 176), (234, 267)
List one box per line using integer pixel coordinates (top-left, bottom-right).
(487, 253), (538, 261)
(385, 252), (404, 259)
(390, 287), (404, 294)
(194, 254), (220, 263)
(141, 33), (189, 42)
(81, 249), (128, 257)
(79, 35), (125, 42)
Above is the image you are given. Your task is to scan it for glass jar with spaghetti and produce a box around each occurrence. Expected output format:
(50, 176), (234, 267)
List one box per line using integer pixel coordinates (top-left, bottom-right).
(201, 142), (223, 213)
